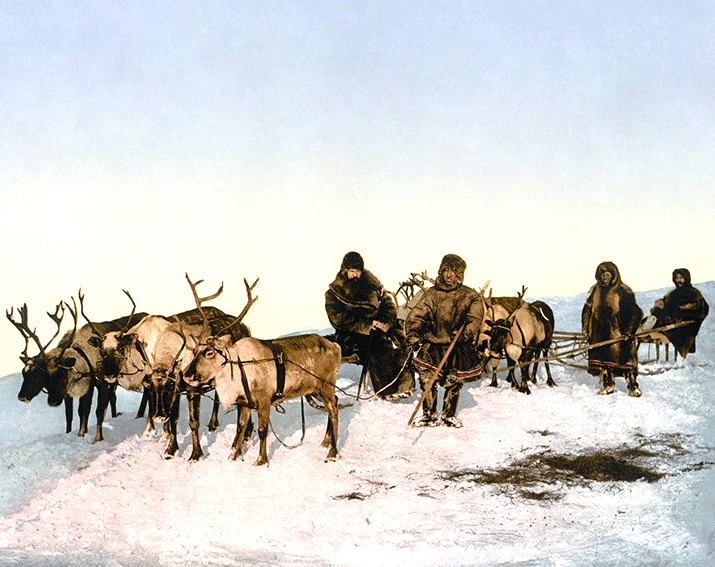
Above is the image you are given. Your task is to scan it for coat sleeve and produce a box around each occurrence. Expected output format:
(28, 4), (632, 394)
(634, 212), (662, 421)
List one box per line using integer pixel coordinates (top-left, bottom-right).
(462, 294), (485, 341)
(375, 288), (398, 329)
(404, 293), (433, 344)
(325, 289), (354, 330)
(581, 288), (595, 338)
(618, 289), (643, 335)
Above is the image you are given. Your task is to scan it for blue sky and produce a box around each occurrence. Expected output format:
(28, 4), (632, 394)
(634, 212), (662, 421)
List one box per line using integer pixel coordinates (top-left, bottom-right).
(1, 1), (714, 377)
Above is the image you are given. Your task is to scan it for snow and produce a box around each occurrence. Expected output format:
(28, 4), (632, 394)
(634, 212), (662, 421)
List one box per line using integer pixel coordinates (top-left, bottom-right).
(1, 284), (714, 567)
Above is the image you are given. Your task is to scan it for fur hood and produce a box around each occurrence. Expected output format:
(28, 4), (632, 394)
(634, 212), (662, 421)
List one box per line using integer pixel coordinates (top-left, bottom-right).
(672, 268), (692, 286)
(435, 254), (467, 291)
(594, 261), (622, 289)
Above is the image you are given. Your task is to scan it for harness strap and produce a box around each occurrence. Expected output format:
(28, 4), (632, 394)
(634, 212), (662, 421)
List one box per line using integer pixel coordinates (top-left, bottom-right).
(261, 340), (286, 403)
(231, 353), (255, 409)
(73, 345), (97, 380)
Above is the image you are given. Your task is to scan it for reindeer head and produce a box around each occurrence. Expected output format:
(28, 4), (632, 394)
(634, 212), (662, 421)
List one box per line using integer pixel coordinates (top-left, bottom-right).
(183, 334), (232, 389)
(7, 299), (78, 406)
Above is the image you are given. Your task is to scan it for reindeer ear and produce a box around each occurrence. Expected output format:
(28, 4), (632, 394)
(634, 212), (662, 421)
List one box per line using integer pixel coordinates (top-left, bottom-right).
(215, 334), (233, 348)
(121, 333), (138, 346)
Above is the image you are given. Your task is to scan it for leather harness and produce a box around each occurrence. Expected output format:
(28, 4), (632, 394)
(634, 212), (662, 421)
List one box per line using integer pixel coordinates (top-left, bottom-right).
(230, 341), (286, 408)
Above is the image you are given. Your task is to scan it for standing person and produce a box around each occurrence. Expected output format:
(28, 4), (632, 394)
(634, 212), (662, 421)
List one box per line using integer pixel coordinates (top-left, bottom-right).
(405, 254), (484, 428)
(325, 252), (415, 400)
(650, 268), (709, 359)
(581, 261), (643, 396)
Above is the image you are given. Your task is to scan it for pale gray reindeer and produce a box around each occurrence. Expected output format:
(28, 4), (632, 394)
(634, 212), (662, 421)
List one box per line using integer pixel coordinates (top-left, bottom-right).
(185, 333), (341, 466)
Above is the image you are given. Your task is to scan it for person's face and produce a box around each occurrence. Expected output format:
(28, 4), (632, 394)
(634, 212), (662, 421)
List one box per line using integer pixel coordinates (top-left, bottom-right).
(346, 268), (362, 280)
(675, 273), (686, 287)
(441, 267), (458, 287)
(600, 270), (613, 286)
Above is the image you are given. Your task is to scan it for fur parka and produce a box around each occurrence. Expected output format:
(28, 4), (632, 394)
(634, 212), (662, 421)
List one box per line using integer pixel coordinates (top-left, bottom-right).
(652, 268), (709, 357)
(581, 261), (643, 377)
(404, 269), (484, 346)
(325, 268), (397, 336)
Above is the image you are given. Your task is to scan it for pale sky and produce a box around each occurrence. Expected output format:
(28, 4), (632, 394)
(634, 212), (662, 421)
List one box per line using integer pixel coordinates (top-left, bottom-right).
(1, 1), (714, 378)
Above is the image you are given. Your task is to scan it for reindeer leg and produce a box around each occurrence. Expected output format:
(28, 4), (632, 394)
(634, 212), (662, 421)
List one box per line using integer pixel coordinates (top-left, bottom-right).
(519, 361), (532, 395)
(142, 388), (156, 437)
(64, 397), (73, 434)
(489, 360), (499, 388)
(506, 358), (518, 389)
(77, 385), (95, 437)
(544, 350), (556, 387)
(187, 388), (204, 461)
(136, 387), (149, 419)
(109, 383), (119, 417)
(321, 394), (340, 462)
(319, 394), (337, 449)
(530, 354), (539, 385)
(92, 380), (110, 444)
(207, 391), (220, 432)
(253, 404), (271, 467)
(162, 395), (181, 459)
(230, 405), (251, 460)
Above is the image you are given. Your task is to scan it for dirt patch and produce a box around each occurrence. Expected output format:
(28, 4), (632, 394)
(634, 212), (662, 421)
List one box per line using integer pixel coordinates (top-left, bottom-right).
(440, 433), (715, 502)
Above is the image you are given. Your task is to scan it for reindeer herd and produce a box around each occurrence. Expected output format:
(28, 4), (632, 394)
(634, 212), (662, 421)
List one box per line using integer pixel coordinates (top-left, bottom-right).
(7, 272), (556, 466)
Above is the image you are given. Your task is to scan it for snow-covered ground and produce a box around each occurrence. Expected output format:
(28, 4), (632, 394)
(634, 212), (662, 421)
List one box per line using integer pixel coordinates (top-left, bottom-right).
(0, 284), (714, 567)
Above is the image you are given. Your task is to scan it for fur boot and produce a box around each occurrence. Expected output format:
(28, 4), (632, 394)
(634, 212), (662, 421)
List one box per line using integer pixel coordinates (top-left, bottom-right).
(626, 372), (642, 397)
(598, 368), (615, 395)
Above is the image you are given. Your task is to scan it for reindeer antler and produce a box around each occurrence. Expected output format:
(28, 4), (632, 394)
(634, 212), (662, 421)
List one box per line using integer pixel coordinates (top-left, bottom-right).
(6, 302), (66, 363)
(185, 272), (224, 334)
(235, 277), (259, 324)
(60, 297), (79, 356)
(78, 289), (103, 338)
(6, 305), (36, 363)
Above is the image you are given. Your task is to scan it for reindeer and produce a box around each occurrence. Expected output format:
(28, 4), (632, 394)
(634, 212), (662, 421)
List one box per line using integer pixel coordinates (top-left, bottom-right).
(7, 301), (82, 434)
(184, 332), (341, 466)
(100, 275), (256, 460)
(8, 291), (152, 442)
(476, 287), (556, 395)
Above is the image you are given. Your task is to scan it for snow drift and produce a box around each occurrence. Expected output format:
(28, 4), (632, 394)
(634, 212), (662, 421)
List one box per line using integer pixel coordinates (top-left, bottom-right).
(0, 284), (714, 567)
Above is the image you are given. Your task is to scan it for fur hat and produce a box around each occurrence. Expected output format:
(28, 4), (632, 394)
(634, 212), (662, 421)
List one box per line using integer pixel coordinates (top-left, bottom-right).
(438, 254), (467, 283)
(341, 251), (364, 271)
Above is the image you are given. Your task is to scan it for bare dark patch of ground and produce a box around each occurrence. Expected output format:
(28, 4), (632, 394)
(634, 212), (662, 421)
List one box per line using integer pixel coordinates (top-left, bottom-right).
(440, 433), (715, 502)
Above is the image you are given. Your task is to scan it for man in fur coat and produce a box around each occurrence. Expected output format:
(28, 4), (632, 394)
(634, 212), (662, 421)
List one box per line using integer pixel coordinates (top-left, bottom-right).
(325, 252), (415, 401)
(650, 268), (709, 359)
(582, 261), (643, 396)
(405, 254), (484, 428)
